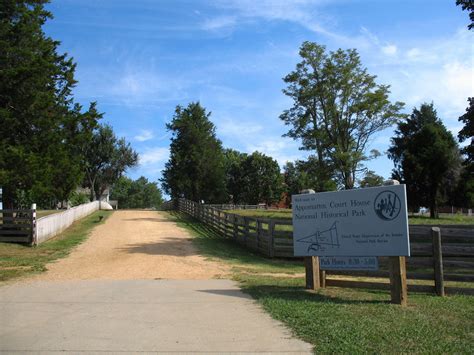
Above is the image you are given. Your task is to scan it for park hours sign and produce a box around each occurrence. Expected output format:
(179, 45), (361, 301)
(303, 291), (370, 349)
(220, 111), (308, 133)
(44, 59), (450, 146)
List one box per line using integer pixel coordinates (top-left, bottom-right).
(292, 185), (410, 257)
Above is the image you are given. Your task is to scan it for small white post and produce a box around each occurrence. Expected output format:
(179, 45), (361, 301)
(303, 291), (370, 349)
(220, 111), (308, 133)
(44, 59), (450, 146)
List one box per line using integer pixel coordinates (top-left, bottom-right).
(31, 203), (37, 245)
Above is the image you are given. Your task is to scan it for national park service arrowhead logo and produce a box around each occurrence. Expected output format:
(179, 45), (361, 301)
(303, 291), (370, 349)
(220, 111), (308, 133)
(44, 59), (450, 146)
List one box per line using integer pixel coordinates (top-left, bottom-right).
(374, 190), (401, 221)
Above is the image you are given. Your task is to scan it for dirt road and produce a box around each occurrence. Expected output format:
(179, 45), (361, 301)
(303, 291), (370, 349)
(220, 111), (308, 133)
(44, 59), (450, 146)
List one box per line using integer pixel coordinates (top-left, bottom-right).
(3, 210), (312, 353)
(33, 210), (228, 281)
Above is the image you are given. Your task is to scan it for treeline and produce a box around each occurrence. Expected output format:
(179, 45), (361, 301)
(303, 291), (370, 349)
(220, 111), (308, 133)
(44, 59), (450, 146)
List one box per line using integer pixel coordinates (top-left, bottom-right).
(0, 1), (138, 209)
(162, 43), (473, 218)
(110, 176), (163, 209)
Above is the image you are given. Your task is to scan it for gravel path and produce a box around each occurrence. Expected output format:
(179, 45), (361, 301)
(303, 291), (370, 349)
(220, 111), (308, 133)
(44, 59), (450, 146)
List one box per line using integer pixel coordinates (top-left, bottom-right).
(32, 210), (229, 281)
(5, 210), (312, 353)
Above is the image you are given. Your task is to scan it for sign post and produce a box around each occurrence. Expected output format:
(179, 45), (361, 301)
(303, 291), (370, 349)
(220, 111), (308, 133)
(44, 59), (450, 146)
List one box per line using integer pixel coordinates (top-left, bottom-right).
(292, 185), (410, 305)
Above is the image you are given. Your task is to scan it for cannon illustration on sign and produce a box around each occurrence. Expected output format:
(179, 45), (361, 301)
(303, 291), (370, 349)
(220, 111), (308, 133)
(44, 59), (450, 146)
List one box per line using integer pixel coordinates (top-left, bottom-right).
(296, 221), (340, 253)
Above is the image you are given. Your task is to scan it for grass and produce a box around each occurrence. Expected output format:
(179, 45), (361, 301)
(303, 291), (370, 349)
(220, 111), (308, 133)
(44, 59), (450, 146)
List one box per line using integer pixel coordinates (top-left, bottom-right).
(0, 210), (111, 282)
(229, 209), (474, 225)
(167, 211), (474, 354)
(37, 210), (63, 218)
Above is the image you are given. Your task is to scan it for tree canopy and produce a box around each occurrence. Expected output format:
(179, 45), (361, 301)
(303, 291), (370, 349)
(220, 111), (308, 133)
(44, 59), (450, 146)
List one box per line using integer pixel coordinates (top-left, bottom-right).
(456, 0), (474, 30)
(388, 103), (461, 218)
(83, 124), (138, 201)
(161, 102), (227, 203)
(280, 41), (405, 189)
(0, 0), (101, 208)
(359, 170), (384, 188)
(458, 97), (474, 173)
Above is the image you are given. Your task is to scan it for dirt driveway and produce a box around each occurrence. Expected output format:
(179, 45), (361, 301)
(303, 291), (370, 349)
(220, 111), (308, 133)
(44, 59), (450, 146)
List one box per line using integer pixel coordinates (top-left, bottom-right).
(33, 210), (228, 281)
(3, 210), (312, 353)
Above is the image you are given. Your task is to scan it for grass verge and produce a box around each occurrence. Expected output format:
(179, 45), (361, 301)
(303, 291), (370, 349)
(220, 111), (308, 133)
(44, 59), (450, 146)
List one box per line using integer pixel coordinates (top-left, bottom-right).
(0, 210), (112, 283)
(167, 211), (474, 354)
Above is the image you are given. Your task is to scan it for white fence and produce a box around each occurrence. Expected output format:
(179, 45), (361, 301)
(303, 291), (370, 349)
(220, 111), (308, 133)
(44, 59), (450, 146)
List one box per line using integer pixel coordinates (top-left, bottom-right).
(35, 201), (100, 244)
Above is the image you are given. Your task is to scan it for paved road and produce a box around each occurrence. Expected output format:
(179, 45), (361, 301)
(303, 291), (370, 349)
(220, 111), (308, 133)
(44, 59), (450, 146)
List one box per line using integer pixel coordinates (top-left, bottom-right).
(0, 211), (312, 353)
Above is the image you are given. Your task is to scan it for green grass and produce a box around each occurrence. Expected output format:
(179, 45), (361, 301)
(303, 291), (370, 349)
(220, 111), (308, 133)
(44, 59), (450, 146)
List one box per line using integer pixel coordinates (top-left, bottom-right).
(0, 211), (112, 282)
(167, 211), (474, 354)
(37, 210), (62, 218)
(229, 209), (474, 225)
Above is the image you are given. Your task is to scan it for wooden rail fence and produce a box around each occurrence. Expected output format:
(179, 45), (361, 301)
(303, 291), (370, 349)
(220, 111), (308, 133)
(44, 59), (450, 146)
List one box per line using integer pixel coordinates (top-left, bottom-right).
(168, 198), (474, 296)
(0, 209), (36, 244)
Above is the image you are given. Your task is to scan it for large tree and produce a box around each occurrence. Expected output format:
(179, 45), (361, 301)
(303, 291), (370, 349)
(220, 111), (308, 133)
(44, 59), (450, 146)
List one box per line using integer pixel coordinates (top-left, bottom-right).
(388, 103), (461, 218)
(161, 102), (226, 202)
(0, 0), (100, 208)
(223, 150), (284, 205)
(223, 149), (248, 204)
(280, 41), (405, 189)
(239, 152), (283, 205)
(84, 124), (138, 201)
(456, 0), (474, 30)
(455, 97), (474, 208)
(283, 156), (337, 204)
(458, 97), (474, 173)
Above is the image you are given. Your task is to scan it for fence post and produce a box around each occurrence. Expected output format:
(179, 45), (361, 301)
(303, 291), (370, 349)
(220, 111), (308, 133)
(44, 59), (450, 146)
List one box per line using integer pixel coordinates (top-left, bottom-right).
(31, 203), (37, 246)
(244, 217), (249, 245)
(256, 219), (261, 251)
(305, 256), (321, 290)
(268, 220), (275, 257)
(319, 270), (326, 288)
(389, 256), (408, 306)
(432, 227), (445, 297)
(233, 214), (238, 240)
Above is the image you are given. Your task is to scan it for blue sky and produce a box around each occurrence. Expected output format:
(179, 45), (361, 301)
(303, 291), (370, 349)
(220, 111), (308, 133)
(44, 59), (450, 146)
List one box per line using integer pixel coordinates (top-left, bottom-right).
(44, 0), (473, 186)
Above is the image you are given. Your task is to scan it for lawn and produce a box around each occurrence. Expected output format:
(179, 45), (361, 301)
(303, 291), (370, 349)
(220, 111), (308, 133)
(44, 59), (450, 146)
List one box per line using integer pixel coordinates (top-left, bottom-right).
(0, 210), (111, 282)
(229, 209), (474, 225)
(168, 211), (474, 354)
(37, 210), (63, 218)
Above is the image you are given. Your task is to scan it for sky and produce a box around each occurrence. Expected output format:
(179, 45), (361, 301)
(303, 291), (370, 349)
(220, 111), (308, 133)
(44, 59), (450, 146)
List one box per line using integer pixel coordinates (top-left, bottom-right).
(43, 0), (474, 187)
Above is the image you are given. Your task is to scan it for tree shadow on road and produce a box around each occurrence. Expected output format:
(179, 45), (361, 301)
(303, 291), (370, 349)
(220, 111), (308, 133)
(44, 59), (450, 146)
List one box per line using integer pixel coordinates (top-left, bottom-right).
(117, 237), (200, 257)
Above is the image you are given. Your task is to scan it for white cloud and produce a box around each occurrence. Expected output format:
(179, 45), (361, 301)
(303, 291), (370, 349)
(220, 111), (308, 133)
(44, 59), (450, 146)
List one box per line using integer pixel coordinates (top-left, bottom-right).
(360, 27), (399, 57)
(246, 139), (303, 168)
(134, 129), (154, 142)
(371, 29), (473, 130)
(217, 118), (263, 139)
(201, 16), (237, 31)
(210, 0), (352, 42)
(406, 48), (422, 60)
(382, 44), (397, 56)
(139, 147), (169, 165)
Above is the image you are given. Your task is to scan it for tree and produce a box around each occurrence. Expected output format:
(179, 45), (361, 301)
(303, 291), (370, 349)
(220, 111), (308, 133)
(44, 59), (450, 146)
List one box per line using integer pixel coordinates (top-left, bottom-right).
(283, 157), (337, 204)
(456, 0), (474, 30)
(458, 97), (474, 173)
(280, 42), (405, 189)
(223, 149), (248, 204)
(388, 103), (461, 218)
(359, 170), (384, 188)
(84, 124), (138, 201)
(111, 176), (163, 209)
(0, 1), (100, 208)
(455, 97), (474, 208)
(239, 152), (283, 205)
(161, 102), (227, 202)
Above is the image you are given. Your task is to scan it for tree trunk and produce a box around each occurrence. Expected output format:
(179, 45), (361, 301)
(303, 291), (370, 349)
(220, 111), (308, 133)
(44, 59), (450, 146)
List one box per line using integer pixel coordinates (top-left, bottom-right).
(430, 199), (439, 219)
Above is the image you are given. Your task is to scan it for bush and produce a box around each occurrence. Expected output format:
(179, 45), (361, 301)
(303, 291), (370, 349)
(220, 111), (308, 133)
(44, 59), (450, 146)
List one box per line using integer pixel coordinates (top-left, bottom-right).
(69, 192), (90, 207)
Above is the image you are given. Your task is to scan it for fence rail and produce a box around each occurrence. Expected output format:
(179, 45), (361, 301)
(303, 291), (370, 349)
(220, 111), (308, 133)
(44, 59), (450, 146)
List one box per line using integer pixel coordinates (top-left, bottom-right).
(0, 201), (101, 245)
(36, 201), (100, 244)
(0, 209), (35, 243)
(171, 198), (474, 296)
